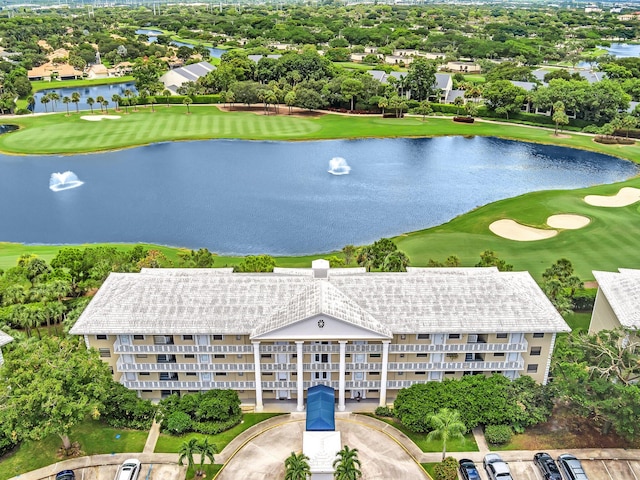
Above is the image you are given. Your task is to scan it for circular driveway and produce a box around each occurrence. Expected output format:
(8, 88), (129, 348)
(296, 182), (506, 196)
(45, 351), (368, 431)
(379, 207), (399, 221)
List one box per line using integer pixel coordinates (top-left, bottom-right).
(217, 417), (428, 480)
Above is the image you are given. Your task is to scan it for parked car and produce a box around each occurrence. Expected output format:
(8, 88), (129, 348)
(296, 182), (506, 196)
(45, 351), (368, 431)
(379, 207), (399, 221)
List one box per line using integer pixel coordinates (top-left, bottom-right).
(55, 471), (75, 480)
(115, 459), (141, 480)
(459, 458), (481, 480)
(557, 453), (589, 480)
(484, 453), (514, 480)
(534, 452), (562, 480)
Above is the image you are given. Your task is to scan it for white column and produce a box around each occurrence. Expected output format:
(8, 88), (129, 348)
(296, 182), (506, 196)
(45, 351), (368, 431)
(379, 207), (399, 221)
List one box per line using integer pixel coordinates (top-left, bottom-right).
(379, 340), (390, 407)
(338, 340), (347, 411)
(296, 341), (304, 411)
(252, 341), (263, 412)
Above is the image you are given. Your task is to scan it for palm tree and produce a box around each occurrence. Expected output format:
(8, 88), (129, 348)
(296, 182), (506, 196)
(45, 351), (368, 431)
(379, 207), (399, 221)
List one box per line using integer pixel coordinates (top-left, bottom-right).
(102, 100), (109, 114)
(163, 89), (171, 106)
(425, 408), (467, 460)
(96, 95), (105, 113)
(112, 94), (121, 111)
(284, 451), (311, 480)
(195, 438), (217, 477)
(183, 97), (193, 114)
(131, 96), (138, 112)
(121, 98), (129, 114)
(333, 445), (362, 480)
(62, 96), (71, 115)
(87, 97), (95, 113)
(178, 438), (199, 474)
(40, 94), (50, 113)
(123, 88), (134, 110)
(71, 92), (81, 113)
(27, 95), (35, 113)
(49, 92), (59, 112)
(378, 97), (388, 116)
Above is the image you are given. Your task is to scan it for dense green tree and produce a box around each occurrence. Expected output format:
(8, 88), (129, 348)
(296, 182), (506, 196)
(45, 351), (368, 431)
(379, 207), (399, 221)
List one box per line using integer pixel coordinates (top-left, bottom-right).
(234, 255), (276, 273)
(482, 80), (527, 119)
(406, 58), (437, 101)
(0, 336), (112, 452)
(341, 78), (363, 111)
(131, 56), (165, 94)
(475, 250), (513, 271)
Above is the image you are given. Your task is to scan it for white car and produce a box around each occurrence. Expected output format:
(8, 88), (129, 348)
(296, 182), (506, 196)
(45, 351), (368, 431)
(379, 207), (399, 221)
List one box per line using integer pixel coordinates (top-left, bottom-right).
(484, 453), (513, 480)
(115, 459), (141, 480)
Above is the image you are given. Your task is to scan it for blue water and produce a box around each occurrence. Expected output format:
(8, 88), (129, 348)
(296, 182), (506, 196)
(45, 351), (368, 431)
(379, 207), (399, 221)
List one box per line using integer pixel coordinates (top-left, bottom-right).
(577, 43), (640, 68)
(135, 29), (226, 58)
(0, 137), (636, 255)
(32, 82), (137, 113)
(170, 40), (226, 59)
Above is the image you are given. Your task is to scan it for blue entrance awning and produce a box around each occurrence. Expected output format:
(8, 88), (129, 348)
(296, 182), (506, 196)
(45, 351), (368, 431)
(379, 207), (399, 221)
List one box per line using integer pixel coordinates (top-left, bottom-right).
(306, 385), (336, 431)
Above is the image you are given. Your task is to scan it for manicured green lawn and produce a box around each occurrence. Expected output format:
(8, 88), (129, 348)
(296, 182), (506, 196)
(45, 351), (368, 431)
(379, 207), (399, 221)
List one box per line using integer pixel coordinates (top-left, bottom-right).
(367, 415), (478, 453)
(30, 76), (136, 93)
(422, 463), (437, 478)
(563, 312), (592, 332)
(0, 419), (147, 480)
(154, 413), (283, 453)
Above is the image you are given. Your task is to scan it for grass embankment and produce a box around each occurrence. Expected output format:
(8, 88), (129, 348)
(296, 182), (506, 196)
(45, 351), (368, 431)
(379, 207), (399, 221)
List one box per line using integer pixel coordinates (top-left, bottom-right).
(1, 108), (640, 281)
(29, 76), (136, 93)
(154, 413), (283, 453)
(0, 419), (147, 480)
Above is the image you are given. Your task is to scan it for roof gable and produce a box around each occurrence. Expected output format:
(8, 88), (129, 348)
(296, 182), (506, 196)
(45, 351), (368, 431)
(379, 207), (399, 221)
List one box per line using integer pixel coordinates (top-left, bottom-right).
(251, 281), (392, 340)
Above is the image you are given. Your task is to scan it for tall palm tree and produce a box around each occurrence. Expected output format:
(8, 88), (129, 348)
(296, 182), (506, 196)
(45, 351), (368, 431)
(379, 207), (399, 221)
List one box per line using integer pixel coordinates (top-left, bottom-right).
(40, 94), (50, 113)
(87, 97), (95, 113)
(71, 92), (81, 113)
(163, 89), (171, 106)
(178, 438), (199, 474)
(49, 92), (59, 112)
(196, 438), (217, 476)
(333, 445), (362, 480)
(62, 96), (71, 115)
(102, 100), (109, 114)
(378, 97), (388, 116)
(425, 408), (467, 460)
(111, 94), (121, 111)
(183, 97), (193, 114)
(284, 451), (311, 480)
(26, 95), (35, 113)
(96, 95), (105, 113)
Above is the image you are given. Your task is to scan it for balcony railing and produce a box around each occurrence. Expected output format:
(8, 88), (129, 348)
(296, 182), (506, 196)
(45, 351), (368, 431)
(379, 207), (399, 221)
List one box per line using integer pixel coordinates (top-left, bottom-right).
(390, 342), (528, 353)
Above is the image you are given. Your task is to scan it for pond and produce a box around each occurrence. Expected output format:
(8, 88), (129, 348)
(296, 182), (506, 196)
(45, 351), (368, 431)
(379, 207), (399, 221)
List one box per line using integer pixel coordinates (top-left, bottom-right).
(135, 29), (226, 58)
(0, 137), (636, 255)
(32, 82), (137, 113)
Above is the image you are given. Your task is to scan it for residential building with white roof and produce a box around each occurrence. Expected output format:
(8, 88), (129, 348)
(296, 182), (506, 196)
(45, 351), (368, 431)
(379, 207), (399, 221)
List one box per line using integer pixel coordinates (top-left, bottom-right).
(71, 261), (569, 410)
(589, 268), (640, 334)
(0, 330), (13, 366)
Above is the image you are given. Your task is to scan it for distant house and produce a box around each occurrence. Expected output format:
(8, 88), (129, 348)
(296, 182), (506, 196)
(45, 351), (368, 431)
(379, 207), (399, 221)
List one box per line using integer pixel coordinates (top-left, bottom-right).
(368, 70), (454, 103)
(384, 55), (414, 66)
(443, 61), (481, 74)
(509, 81), (537, 113)
(27, 62), (83, 81)
(247, 54), (282, 64)
(159, 61), (216, 94)
(0, 331), (13, 366)
(87, 64), (109, 80)
(589, 269), (640, 334)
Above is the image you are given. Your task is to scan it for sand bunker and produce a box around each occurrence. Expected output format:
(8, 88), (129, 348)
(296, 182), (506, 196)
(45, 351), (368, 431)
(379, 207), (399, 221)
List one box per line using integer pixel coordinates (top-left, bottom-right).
(80, 115), (121, 122)
(489, 219), (558, 241)
(546, 214), (591, 229)
(584, 187), (640, 207)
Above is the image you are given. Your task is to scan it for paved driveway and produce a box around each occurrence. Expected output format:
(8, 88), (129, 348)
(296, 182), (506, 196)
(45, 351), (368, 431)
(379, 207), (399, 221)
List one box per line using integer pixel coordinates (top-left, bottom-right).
(217, 418), (427, 480)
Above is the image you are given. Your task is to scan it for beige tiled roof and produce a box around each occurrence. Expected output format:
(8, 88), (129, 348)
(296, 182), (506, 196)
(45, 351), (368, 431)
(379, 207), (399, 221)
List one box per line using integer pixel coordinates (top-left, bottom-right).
(0, 330), (13, 347)
(70, 267), (569, 336)
(593, 269), (640, 329)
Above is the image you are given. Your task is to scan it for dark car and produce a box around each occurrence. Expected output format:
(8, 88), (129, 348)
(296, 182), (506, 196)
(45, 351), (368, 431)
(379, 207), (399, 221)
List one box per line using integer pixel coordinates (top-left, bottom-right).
(557, 453), (589, 480)
(55, 471), (75, 480)
(459, 458), (481, 480)
(534, 452), (562, 480)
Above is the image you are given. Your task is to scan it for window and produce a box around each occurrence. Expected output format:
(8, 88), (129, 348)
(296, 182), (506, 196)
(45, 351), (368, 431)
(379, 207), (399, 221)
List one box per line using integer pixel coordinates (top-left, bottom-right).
(235, 335), (242, 340)
(445, 371), (455, 375)
(400, 334), (406, 340)
(214, 354), (225, 359)
(527, 364), (538, 373)
(417, 334), (430, 340)
(217, 372), (227, 377)
(185, 354), (195, 359)
(213, 335), (223, 341)
(448, 334), (460, 339)
(99, 348), (111, 358)
(398, 372), (404, 376)
(370, 353), (381, 358)
(182, 335), (193, 341)
(370, 371), (380, 375)
(239, 372), (244, 376)
(530, 346), (542, 356)
(400, 354), (405, 358)
(494, 352), (505, 357)
(96, 334), (107, 340)
(133, 335), (144, 340)
(140, 372), (150, 376)
(142, 390), (153, 393)
(416, 371), (426, 375)
(533, 333), (545, 338)
(186, 372), (196, 377)
(261, 354), (272, 359)
(136, 354), (147, 359)
(354, 372), (364, 381)
(237, 354), (243, 359)
(496, 333), (508, 339)
(417, 353), (428, 358)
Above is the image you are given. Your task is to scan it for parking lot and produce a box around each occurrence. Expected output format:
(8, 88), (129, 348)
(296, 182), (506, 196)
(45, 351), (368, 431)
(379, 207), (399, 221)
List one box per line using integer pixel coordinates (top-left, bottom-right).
(48, 464), (184, 480)
(467, 459), (640, 480)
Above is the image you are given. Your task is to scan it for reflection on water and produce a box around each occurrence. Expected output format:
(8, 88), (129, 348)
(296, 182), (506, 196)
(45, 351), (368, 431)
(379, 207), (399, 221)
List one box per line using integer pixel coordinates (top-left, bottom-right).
(33, 82), (137, 113)
(0, 137), (636, 255)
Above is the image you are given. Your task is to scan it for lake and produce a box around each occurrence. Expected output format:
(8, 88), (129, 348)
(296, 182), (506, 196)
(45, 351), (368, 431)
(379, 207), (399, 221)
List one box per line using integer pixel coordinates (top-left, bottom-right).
(32, 82), (137, 113)
(0, 137), (636, 255)
(135, 29), (226, 58)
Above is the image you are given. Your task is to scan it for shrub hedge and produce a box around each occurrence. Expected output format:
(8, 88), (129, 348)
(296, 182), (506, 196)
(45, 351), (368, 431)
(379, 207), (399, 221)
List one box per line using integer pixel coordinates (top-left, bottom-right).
(101, 382), (157, 430)
(572, 288), (597, 311)
(484, 424), (513, 445)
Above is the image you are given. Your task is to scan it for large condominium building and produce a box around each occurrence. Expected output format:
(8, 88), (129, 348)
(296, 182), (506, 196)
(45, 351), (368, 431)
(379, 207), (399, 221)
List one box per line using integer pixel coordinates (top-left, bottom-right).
(70, 261), (570, 411)
(589, 268), (640, 334)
